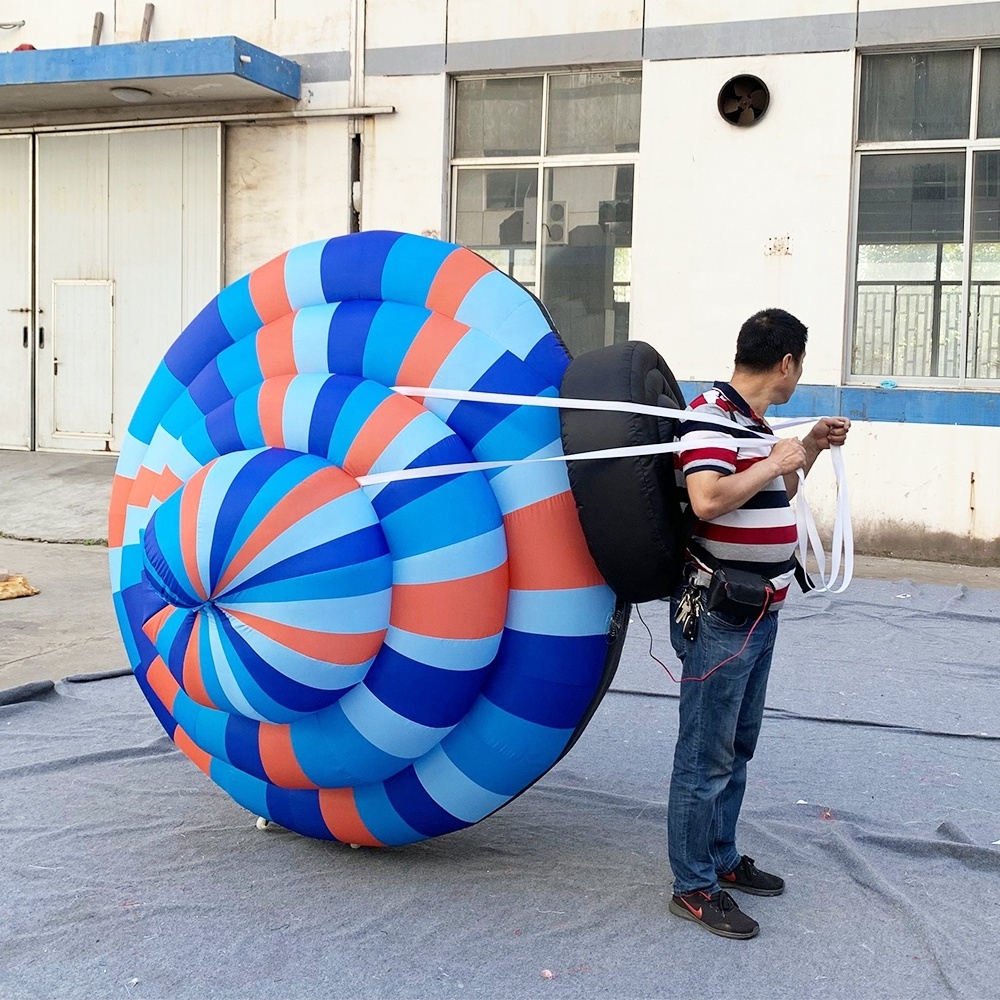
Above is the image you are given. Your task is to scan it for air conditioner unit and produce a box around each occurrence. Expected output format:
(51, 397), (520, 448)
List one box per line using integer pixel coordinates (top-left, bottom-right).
(522, 198), (568, 245)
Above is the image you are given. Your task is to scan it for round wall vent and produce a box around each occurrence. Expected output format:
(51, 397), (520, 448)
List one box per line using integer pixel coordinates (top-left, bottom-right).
(718, 75), (770, 127)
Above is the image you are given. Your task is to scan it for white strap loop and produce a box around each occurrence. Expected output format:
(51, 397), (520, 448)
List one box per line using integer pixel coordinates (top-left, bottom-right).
(794, 443), (853, 593)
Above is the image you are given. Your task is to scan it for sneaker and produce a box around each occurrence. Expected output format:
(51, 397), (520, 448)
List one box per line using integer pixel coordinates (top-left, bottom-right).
(718, 855), (785, 896)
(668, 888), (760, 939)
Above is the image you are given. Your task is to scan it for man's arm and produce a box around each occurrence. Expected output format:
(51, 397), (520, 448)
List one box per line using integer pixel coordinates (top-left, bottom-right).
(687, 437), (807, 521)
(783, 417), (851, 499)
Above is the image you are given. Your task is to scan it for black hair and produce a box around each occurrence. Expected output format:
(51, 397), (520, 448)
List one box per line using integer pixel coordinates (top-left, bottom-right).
(734, 308), (808, 372)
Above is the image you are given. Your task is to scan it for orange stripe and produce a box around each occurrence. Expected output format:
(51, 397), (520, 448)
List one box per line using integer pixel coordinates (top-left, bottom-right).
(108, 474), (133, 547)
(503, 491), (605, 590)
(225, 609), (385, 662)
(145, 655), (180, 713)
(215, 466), (357, 592)
(152, 468), (184, 504)
(257, 313), (297, 380)
(318, 787), (384, 847)
(174, 725), (213, 777)
(258, 723), (319, 790)
(396, 313), (470, 399)
(390, 563), (508, 639)
(248, 251), (291, 325)
(342, 394), (420, 478)
(425, 248), (494, 318)
(130, 465), (161, 508)
(141, 605), (174, 645)
(179, 466), (209, 602)
(182, 613), (217, 709)
(258, 376), (292, 448)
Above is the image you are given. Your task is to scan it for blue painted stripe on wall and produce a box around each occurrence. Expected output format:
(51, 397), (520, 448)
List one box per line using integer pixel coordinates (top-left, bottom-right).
(678, 382), (1000, 428)
(0, 36), (300, 99)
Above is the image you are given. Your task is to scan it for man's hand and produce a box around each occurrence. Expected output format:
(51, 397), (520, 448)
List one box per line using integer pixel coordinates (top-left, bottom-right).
(806, 416), (851, 452)
(768, 436), (807, 476)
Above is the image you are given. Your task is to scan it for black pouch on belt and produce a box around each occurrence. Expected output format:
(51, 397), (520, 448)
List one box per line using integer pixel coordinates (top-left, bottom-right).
(706, 565), (773, 618)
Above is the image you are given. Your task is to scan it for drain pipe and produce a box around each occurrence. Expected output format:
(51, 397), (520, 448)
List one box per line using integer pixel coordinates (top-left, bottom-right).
(348, 0), (366, 232)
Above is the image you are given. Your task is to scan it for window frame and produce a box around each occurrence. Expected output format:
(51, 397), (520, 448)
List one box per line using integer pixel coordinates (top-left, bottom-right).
(846, 45), (1000, 387)
(448, 67), (641, 347)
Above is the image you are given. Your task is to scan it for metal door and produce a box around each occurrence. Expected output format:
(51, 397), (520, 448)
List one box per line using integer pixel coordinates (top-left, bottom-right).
(0, 135), (33, 450)
(35, 125), (221, 452)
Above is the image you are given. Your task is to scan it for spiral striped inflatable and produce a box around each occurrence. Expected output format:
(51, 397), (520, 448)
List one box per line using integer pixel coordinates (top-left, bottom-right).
(109, 231), (619, 845)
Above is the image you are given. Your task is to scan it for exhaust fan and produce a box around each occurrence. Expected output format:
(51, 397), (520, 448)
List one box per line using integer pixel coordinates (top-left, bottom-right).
(718, 75), (770, 127)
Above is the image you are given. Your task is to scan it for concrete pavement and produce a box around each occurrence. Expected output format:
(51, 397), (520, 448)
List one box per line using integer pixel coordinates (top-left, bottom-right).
(0, 449), (998, 691)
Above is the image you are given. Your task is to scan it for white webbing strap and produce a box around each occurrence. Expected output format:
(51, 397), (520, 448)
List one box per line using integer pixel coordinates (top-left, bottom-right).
(363, 385), (855, 594)
(794, 444), (853, 593)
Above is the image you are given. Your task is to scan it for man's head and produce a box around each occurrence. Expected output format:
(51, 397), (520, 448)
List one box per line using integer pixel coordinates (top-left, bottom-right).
(734, 308), (808, 405)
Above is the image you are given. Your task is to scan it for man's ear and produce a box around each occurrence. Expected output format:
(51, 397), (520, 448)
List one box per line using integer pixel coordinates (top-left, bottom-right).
(779, 353), (794, 376)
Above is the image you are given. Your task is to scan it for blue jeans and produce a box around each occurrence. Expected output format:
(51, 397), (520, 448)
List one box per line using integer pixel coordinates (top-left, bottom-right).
(667, 588), (779, 895)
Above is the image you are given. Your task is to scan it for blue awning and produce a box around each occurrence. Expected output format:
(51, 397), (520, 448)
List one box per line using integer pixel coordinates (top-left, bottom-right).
(0, 36), (300, 114)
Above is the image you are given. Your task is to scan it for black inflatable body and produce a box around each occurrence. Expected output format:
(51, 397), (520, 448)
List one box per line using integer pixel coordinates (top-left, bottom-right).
(560, 341), (690, 603)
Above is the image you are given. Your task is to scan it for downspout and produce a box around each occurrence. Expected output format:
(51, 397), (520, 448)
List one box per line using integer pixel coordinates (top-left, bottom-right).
(348, 0), (366, 232)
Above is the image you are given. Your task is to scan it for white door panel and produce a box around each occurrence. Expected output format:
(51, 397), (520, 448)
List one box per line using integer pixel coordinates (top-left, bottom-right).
(35, 125), (220, 453)
(0, 136), (33, 450)
(51, 280), (114, 437)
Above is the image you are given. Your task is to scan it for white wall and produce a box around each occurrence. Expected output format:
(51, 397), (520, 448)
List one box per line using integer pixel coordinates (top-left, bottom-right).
(225, 119), (351, 282)
(631, 51), (856, 387)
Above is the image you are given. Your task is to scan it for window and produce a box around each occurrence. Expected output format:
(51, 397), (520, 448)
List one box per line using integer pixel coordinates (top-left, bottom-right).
(452, 70), (640, 357)
(852, 49), (1000, 382)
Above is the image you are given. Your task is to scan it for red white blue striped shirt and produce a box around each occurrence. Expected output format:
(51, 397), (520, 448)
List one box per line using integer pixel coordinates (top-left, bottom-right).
(675, 381), (797, 610)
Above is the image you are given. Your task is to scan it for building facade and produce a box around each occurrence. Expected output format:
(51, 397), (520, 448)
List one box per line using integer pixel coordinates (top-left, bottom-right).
(0, 0), (998, 561)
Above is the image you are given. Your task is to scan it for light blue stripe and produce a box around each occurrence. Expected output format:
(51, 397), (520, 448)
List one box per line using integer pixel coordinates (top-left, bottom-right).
(292, 303), (340, 373)
(488, 297), (554, 361)
(216, 336), (263, 397)
(354, 783), (424, 847)
(284, 240), (328, 311)
(413, 745), (511, 823)
(225, 619), (373, 689)
(195, 453), (256, 598)
(205, 611), (268, 722)
(384, 627), (502, 672)
(281, 375), (327, 453)
(431, 330), (506, 398)
(109, 547), (123, 591)
(364, 409), (454, 482)
(172, 689), (230, 763)
(292, 302), (340, 374)
(506, 586), (614, 637)
(219, 591), (391, 634)
(454, 271), (533, 345)
(225, 487), (378, 590)
(473, 393), (561, 460)
(391, 525), (507, 585)
(212, 760), (270, 819)
(486, 441), (570, 516)
(339, 684), (450, 759)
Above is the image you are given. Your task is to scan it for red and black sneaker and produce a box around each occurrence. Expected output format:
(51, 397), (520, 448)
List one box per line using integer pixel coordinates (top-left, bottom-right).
(718, 855), (785, 896)
(668, 888), (760, 939)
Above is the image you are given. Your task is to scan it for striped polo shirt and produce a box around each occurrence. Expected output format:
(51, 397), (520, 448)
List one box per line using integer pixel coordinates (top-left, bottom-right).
(675, 381), (797, 609)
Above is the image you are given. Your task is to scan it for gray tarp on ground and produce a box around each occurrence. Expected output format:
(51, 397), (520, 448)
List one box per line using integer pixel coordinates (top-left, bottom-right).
(2, 578), (999, 1000)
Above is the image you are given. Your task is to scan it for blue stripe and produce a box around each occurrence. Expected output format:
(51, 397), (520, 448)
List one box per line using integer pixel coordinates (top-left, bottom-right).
(381, 234), (456, 307)
(291, 704), (408, 787)
(377, 473), (502, 559)
(327, 300), (379, 377)
(367, 435), (474, 519)
(327, 380), (391, 465)
(224, 715), (268, 782)
(320, 230), (400, 304)
(362, 302), (428, 386)
(204, 399), (243, 456)
(482, 631), (606, 729)
(234, 391), (266, 449)
(216, 274), (262, 341)
(212, 761), (270, 820)
(265, 787), (332, 840)
(164, 298), (235, 386)
(440, 698), (571, 797)
(365, 645), (489, 728)
(353, 783), (424, 846)
(216, 336), (263, 397)
(384, 765), (470, 839)
(524, 334), (569, 389)
(165, 611), (197, 683)
(679, 381), (1000, 429)
(188, 362), (231, 416)
(127, 363), (185, 443)
(307, 376), (358, 458)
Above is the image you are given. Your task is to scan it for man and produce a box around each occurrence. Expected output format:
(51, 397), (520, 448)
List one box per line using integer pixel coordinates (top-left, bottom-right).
(667, 308), (850, 939)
